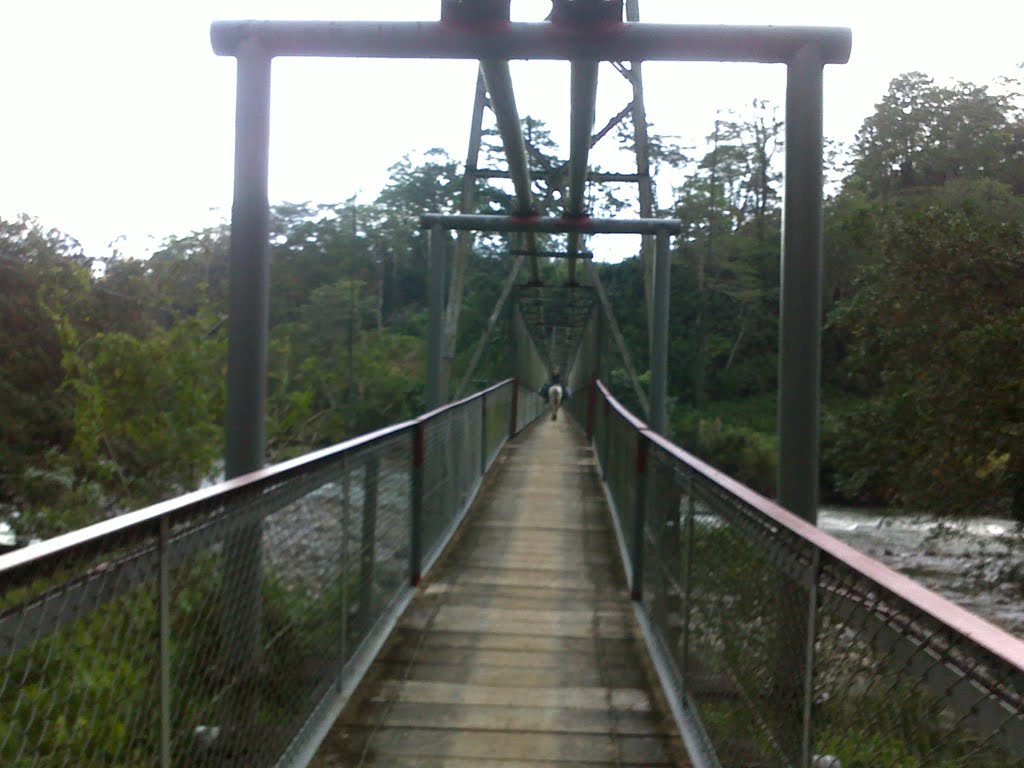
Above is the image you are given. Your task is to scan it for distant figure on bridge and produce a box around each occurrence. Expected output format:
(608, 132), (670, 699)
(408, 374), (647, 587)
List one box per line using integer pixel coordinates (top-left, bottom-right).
(544, 368), (565, 421)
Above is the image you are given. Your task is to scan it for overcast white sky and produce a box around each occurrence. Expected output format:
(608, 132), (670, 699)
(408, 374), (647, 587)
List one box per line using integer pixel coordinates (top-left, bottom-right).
(1, 1), (1021, 261)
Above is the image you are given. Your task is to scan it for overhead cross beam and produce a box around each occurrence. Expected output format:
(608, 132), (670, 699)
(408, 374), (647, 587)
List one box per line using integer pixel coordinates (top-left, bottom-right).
(475, 169), (645, 184)
(210, 22), (852, 64)
(214, 10), (852, 522)
(420, 212), (681, 235)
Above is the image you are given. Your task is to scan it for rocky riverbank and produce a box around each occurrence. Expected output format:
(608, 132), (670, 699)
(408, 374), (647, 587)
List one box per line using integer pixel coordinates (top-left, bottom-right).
(820, 507), (1024, 636)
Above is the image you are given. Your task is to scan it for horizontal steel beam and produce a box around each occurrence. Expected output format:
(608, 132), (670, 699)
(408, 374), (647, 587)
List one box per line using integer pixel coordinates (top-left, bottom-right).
(421, 213), (681, 235)
(509, 249), (594, 259)
(475, 168), (646, 183)
(210, 21), (852, 65)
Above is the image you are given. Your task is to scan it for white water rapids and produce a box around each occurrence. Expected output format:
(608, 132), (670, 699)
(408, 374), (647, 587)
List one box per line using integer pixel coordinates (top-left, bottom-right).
(819, 507), (1024, 636)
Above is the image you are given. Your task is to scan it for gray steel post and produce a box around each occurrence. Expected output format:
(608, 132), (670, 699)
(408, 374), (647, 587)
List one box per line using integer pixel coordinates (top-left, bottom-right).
(427, 223), (446, 409)
(777, 44), (825, 525)
(225, 38), (272, 479)
(221, 38), (271, 753)
(649, 230), (671, 434)
(777, 44), (825, 768)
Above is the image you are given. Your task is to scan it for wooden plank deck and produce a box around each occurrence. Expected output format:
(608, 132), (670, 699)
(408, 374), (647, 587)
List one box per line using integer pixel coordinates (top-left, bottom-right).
(312, 414), (688, 767)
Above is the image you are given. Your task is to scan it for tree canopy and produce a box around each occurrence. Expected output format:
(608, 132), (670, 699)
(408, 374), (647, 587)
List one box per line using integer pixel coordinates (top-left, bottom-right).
(3, 67), (1024, 543)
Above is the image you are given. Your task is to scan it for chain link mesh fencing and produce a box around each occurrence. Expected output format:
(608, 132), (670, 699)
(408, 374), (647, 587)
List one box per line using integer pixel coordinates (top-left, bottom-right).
(575, 380), (1024, 768)
(513, 303), (551, 430)
(0, 379), (543, 768)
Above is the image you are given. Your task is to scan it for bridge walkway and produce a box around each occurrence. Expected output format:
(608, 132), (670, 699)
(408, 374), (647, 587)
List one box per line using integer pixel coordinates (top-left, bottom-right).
(311, 414), (688, 767)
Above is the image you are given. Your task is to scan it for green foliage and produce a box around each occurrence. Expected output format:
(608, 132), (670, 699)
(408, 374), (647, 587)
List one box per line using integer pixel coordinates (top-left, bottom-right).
(4, 67), (1024, 543)
(826, 203), (1024, 515)
(674, 411), (778, 497)
(851, 72), (1022, 198)
(0, 217), (90, 511)
(0, 585), (159, 767)
(61, 317), (226, 502)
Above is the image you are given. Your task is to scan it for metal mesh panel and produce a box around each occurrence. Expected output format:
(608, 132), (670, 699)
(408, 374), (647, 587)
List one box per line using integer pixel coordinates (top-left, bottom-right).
(421, 399), (483, 570)
(515, 388), (547, 432)
(586, 378), (1024, 768)
(0, 527), (161, 768)
(516, 284), (596, 375)
(0, 381), (524, 768)
(812, 559), (1024, 767)
(602, 403), (639, 583)
(482, 383), (512, 472)
(651, 439), (817, 767)
(513, 304), (549, 395)
(566, 307), (600, 398)
(158, 432), (417, 768)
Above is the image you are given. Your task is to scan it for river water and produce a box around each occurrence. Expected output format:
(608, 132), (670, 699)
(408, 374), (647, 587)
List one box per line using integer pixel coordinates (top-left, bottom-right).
(819, 507), (1024, 637)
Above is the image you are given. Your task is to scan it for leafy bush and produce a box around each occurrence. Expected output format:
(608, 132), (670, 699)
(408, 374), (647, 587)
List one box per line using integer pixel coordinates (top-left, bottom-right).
(673, 401), (778, 497)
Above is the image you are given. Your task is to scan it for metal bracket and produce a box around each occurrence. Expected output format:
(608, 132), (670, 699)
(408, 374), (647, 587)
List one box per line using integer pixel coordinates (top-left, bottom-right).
(440, 0), (511, 24)
(550, 0), (624, 25)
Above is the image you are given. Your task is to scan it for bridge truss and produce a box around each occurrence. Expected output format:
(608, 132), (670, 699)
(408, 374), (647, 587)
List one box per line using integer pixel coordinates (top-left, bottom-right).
(4, 8), (1024, 768)
(211, 0), (851, 526)
(210, 3), (849, 765)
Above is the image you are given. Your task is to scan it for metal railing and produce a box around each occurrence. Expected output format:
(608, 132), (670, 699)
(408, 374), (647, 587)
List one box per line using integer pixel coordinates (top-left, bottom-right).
(0, 378), (545, 768)
(575, 380), (1024, 768)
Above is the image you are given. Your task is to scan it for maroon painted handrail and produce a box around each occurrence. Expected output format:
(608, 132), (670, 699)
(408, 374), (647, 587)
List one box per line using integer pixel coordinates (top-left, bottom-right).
(0, 379), (516, 580)
(594, 377), (1024, 674)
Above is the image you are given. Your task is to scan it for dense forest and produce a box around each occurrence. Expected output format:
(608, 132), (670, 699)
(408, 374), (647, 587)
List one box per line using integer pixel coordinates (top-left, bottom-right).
(2, 69), (1022, 544)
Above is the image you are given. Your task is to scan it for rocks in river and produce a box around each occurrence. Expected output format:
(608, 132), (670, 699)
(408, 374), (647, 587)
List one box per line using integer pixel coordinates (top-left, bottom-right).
(262, 479), (411, 598)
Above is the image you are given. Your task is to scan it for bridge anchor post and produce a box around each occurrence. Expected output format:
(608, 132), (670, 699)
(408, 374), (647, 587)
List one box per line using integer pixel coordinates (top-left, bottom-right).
(777, 42), (826, 768)
(221, 36), (272, 761)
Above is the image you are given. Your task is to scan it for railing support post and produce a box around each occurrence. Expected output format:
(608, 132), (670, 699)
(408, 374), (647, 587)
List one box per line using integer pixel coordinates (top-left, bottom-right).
(586, 380), (596, 441)
(339, 453), (349, 691)
(357, 455), (379, 636)
(777, 46), (824, 767)
(158, 518), (171, 768)
(630, 436), (648, 600)
(410, 421), (425, 586)
(778, 44), (825, 525)
(679, 476), (695, 691)
(480, 392), (488, 475)
(222, 38), (272, 754)
(800, 551), (822, 768)
(509, 379), (519, 438)
(601, 396), (611, 481)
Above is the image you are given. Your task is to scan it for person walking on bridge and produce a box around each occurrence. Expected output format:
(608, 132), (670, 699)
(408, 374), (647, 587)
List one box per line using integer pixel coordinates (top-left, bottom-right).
(543, 368), (565, 421)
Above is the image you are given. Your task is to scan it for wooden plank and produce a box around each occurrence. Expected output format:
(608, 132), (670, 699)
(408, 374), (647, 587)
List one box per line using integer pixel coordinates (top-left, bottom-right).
(311, 417), (688, 766)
